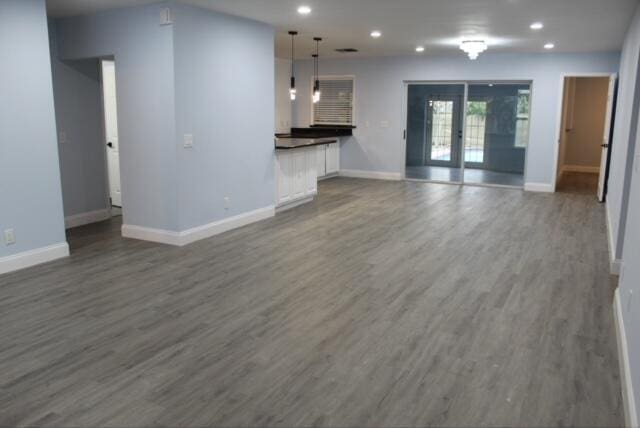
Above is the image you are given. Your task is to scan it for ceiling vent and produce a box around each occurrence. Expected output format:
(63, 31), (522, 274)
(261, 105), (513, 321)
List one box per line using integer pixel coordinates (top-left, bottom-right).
(335, 48), (359, 53)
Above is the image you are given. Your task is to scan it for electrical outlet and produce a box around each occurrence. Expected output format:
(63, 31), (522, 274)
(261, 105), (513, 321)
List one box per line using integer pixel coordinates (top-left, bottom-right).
(4, 229), (15, 245)
(224, 196), (231, 210)
(59, 130), (67, 144)
(183, 134), (193, 149)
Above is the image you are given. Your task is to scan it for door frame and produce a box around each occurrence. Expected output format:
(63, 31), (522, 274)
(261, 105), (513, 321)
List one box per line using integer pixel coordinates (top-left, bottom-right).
(551, 72), (618, 194)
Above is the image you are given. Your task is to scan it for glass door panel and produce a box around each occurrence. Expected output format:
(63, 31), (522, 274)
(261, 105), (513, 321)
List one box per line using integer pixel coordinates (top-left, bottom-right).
(463, 83), (530, 187)
(405, 84), (464, 182)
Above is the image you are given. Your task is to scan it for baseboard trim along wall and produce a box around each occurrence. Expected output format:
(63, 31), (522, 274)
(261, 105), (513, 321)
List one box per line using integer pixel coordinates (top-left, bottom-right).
(614, 288), (639, 428)
(122, 205), (275, 246)
(65, 208), (111, 229)
(0, 242), (70, 275)
(340, 169), (402, 181)
(606, 202), (622, 275)
(562, 165), (601, 174)
(524, 182), (554, 193)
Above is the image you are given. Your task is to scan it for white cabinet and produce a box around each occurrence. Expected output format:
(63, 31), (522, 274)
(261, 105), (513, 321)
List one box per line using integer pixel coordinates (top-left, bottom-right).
(276, 147), (318, 210)
(326, 142), (340, 175)
(316, 142), (340, 178)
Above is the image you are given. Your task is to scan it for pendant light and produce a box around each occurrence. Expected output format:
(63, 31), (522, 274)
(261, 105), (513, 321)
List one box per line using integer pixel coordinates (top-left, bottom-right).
(288, 31), (298, 101)
(312, 37), (322, 103)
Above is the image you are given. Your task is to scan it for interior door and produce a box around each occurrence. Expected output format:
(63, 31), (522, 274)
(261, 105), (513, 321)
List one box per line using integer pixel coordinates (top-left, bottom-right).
(102, 60), (122, 207)
(425, 96), (462, 167)
(597, 75), (617, 202)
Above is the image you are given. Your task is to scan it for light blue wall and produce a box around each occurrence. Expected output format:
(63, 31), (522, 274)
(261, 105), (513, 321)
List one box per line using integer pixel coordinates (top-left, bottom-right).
(55, 2), (179, 231)
(292, 52), (619, 185)
(0, 0), (66, 257)
(171, 4), (275, 230)
(49, 21), (109, 218)
(612, 2), (640, 419)
(608, 5), (640, 263)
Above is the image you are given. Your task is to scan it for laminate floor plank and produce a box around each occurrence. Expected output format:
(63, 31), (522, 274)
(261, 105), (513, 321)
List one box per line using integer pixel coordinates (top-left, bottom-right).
(0, 178), (622, 427)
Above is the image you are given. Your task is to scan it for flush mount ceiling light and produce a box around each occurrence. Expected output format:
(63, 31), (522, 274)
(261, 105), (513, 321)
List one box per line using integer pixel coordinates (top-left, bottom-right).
(459, 40), (488, 60)
(530, 22), (544, 30)
(544, 42), (555, 49)
(370, 30), (382, 38)
(297, 5), (311, 15)
(415, 46), (425, 52)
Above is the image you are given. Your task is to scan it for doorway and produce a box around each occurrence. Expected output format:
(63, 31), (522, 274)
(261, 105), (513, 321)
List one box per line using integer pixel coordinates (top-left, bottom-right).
(101, 59), (122, 213)
(404, 81), (530, 187)
(555, 75), (616, 199)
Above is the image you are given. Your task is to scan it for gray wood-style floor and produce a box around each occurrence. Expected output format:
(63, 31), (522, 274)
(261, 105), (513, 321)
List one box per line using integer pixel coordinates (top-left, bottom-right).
(0, 178), (622, 427)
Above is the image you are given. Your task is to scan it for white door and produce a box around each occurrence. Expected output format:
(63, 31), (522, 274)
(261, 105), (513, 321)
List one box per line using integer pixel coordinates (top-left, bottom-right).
(326, 143), (340, 174)
(292, 150), (307, 199)
(277, 152), (293, 204)
(102, 60), (122, 207)
(306, 148), (318, 194)
(597, 75), (617, 202)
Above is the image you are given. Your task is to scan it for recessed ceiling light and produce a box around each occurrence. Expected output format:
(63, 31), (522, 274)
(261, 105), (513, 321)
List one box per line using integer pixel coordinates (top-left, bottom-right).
(370, 30), (382, 38)
(544, 42), (555, 49)
(415, 46), (425, 52)
(530, 22), (544, 30)
(297, 5), (311, 15)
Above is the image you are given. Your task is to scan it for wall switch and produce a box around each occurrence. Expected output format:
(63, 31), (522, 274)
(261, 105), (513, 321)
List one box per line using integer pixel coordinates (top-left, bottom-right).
(224, 196), (231, 210)
(160, 8), (173, 25)
(4, 229), (15, 245)
(183, 134), (193, 149)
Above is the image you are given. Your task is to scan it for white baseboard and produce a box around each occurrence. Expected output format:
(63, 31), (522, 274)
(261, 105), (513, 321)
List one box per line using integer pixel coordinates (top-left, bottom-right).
(276, 195), (315, 213)
(614, 288), (638, 428)
(606, 202), (622, 276)
(340, 169), (402, 181)
(122, 205), (275, 246)
(65, 208), (111, 229)
(562, 164), (600, 174)
(0, 242), (69, 275)
(524, 182), (554, 193)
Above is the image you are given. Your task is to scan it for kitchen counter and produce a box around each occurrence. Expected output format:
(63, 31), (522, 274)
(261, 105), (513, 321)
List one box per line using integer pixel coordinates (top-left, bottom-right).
(275, 137), (338, 150)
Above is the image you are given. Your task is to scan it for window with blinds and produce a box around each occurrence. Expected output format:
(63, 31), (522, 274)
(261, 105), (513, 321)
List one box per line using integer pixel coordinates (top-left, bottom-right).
(313, 77), (354, 125)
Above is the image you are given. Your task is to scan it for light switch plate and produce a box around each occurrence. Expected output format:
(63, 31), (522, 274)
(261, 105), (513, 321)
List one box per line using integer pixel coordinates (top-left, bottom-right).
(4, 229), (15, 245)
(183, 134), (194, 149)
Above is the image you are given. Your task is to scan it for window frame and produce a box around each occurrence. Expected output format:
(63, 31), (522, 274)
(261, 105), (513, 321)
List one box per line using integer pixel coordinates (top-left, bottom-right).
(310, 75), (356, 126)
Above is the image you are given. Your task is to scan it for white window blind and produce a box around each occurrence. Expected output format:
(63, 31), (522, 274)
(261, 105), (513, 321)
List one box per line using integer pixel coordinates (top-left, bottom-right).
(313, 78), (354, 125)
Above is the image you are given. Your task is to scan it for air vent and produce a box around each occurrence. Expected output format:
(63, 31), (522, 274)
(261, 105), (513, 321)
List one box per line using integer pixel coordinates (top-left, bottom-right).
(335, 48), (359, 53)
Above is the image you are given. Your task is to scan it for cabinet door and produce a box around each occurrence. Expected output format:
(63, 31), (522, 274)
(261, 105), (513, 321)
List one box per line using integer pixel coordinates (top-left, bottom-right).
(276, 152), (292, 204)
(306, 148), (318, 194)
(292, 150), (306, 199)
(317, 145), (326, 177)
(326, 143), (340, 174)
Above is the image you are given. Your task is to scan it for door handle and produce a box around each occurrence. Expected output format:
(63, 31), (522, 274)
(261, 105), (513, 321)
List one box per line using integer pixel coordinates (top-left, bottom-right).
(107, 142), (113, 148)
(601, 144), (609, 148)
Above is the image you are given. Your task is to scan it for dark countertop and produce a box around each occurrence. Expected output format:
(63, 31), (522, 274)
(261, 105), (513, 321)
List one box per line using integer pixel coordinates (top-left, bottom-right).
(276, 125), (355, 140)
(275, 137), (338, 150)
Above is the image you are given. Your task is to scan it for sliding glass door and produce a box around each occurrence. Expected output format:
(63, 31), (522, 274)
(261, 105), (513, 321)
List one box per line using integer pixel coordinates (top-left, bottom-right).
(405, 81), (531, 187)
(405, 84), (464, 182)
(463, 83), (530, 187)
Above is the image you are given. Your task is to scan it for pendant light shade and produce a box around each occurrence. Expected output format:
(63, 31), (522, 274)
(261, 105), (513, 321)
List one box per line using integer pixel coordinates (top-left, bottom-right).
(288, 31), (298, 101)
(312, 37), (322, 103)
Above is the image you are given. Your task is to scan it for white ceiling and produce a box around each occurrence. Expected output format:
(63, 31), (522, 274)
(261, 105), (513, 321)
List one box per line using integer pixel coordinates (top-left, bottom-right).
(47, 0), (638, 58)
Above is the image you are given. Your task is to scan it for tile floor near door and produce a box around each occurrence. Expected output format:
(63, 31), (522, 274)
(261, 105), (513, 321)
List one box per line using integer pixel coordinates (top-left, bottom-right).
(0, 178), (622, 427)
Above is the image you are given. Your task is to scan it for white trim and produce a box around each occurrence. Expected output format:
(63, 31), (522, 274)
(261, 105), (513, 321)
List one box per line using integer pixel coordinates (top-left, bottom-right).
(0, 242), (69, 275)
(340, 169), (402, 181)
(524, 182), (554, 192)
(65, 208), (111, 229)
(551, 72), (618, 193)
(276, 195), (315, 212)
(562, 165), (601, 174)
(122, 205), (275, 247)
(614, 288), (638, 428)
(606, 202), (622, 275)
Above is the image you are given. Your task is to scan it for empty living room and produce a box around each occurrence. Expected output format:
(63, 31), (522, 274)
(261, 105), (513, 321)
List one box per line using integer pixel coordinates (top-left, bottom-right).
(2, 0), (640, 426)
